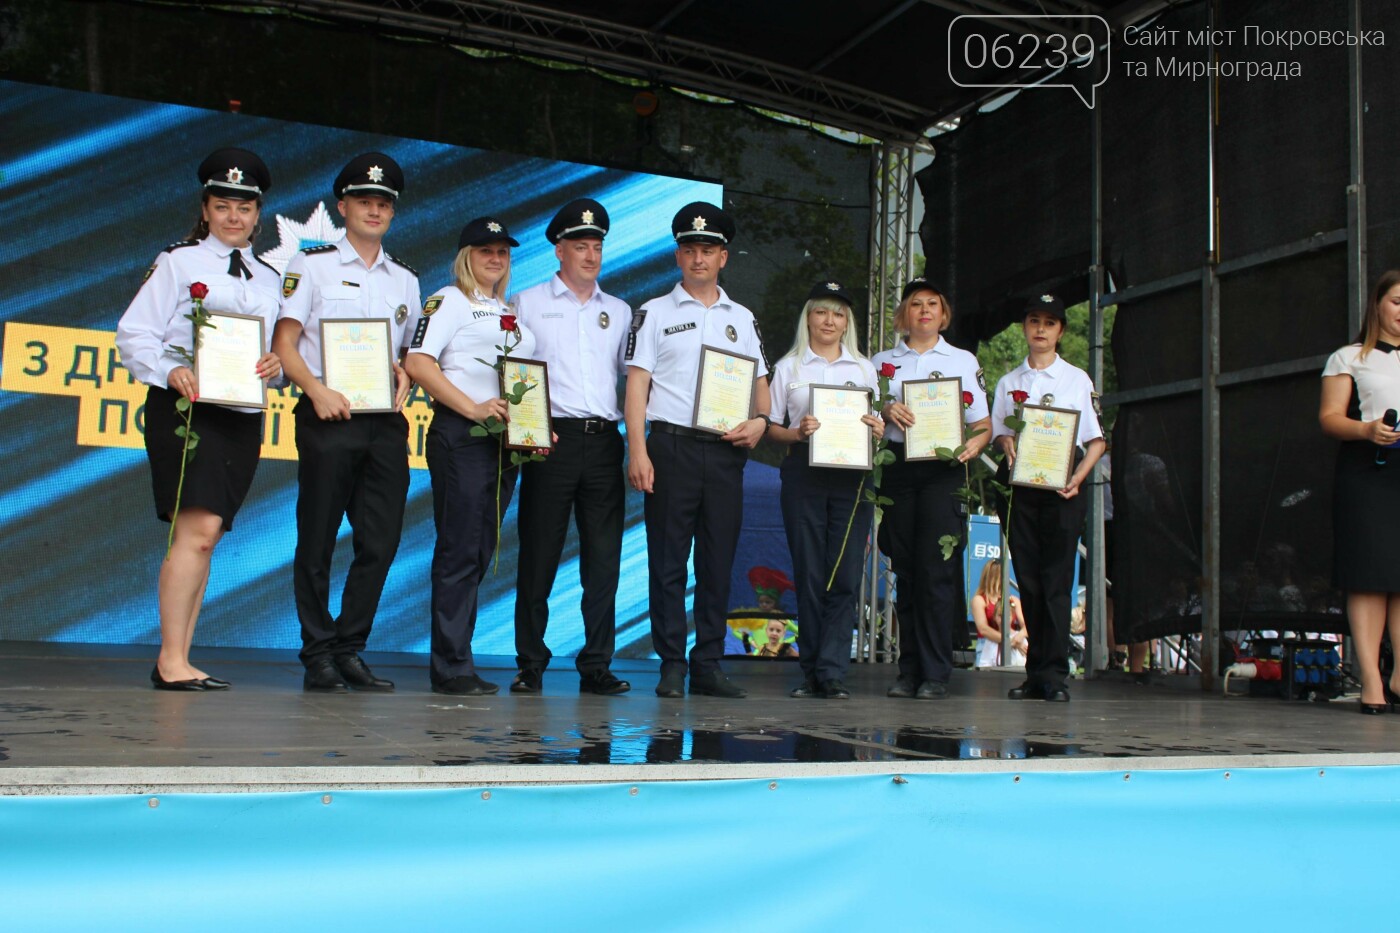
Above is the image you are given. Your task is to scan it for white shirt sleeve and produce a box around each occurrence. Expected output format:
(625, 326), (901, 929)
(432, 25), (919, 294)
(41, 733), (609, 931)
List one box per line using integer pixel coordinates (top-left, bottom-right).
(115, 251), (185, 389)
(1322, 347), (1356, 379)
(769, 358), (791, 426)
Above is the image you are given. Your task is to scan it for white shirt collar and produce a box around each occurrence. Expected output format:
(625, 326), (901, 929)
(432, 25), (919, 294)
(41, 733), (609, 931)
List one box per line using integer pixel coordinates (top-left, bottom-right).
(892, 336), (951, 357)
(199, 235), (247, 259)
(801, 345), (857, 366)
(335, 236), (385, 270)
(549, 273), (600, 305)
(671, 281), (733, 310)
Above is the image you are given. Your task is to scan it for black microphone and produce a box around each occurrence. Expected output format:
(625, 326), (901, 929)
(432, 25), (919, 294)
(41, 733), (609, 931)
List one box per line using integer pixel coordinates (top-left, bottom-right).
(1378, 408), (1398, 465)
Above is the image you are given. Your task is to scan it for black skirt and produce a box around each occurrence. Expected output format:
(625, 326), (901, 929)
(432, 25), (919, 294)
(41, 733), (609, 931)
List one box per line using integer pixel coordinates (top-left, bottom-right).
(143, 386), (262, 531)
(1332, 440), (1400, 592)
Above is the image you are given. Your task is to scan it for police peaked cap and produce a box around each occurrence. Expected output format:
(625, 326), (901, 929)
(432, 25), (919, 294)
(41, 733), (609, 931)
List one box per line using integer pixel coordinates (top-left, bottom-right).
(900, 277), (947, 303)
(198, 148), (271, 200)
(334, 152), (404, 200)
(1025, 293), (1066, 321)
(808, 280), (855, 306)
(672, 201), (735, 245)
(458, 216), (520, 250)
(547, 198), (609, 243)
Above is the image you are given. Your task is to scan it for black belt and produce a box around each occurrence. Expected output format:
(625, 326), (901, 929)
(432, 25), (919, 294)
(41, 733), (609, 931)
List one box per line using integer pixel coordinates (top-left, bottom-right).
(650, 422), (722, 443)
(554, 417), (617, 435)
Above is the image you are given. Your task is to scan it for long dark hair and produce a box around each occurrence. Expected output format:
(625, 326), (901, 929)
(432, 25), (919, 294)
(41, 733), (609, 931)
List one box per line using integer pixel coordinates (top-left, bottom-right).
(185, 190), (264, 242)
(1356, 269), (1400, 360)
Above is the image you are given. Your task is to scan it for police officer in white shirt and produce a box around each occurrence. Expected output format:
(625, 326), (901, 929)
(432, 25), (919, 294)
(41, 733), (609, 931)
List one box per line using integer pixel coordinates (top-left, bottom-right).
(117, 147), (283, 692)
(403, 217), (533, 696)
(272, 152), (419, 694)
(990, 293), (1105, 702)
(510, 198), (632, 697)
(873, 278), (991, 700)
(625, 202), (770, 699)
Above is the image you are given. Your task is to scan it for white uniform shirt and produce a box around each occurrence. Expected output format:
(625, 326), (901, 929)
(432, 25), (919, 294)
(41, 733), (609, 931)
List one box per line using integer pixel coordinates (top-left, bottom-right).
(407, 285), (537, 403)
(626, 283), (769, 426)
(1323, 342), (1400, 422)
(512, 273), (629, 420)
(990, 354), (1104, 447)
(277, 238), (421, 380)
(870, 337), (989, 444)
(769, 346), (877, 427)
(116, 236), (281, 414)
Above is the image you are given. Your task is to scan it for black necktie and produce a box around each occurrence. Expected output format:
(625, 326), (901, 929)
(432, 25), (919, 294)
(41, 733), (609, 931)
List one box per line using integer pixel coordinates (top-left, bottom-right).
(228, 249), (252, 280)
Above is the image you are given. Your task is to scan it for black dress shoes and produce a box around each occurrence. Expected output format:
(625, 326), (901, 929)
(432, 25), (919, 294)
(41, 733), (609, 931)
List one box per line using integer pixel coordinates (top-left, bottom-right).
(915, 680), (949, 700)
(1044, 687), (1071, 702)
(432, 673), (500, 696)
(655, 668), (686, 698)
(1008, 681), (1043, 700)
(822, 679), (852, 700)
(199, 676), (232, 690)
(689, 671), (747, 698)
(334, 654), (394, 692)
(579, 669), (631, 695)
(790, 678), (822, 699)
(887, 675), (919, 699)
(304, 658), (349, 693)
(151, 666), (206, 691)
(511, 669), (544, 694)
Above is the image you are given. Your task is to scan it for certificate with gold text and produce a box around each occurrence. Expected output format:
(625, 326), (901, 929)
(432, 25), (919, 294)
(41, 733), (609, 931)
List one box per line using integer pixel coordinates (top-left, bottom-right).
(692, 346), (758, 435)
(902, 377), (963, 461)
(808, 384), (873, 470)
(195, 311), (266, 409)
(320, 318), (394, 413)
(500, 357), (553, 451)
(1010, 404), (1081, 489)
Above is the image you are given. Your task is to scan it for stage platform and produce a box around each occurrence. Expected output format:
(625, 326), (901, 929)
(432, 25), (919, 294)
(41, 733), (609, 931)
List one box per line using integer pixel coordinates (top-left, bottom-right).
(1, 641), (1395, 792)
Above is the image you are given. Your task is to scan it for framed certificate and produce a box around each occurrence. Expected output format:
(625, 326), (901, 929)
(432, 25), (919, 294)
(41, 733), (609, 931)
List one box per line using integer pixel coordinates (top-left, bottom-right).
(692, 345), (758, 435)
(194, 310), (266, 409)
(1010, 404), (1081, 489)
(500, 357), (553, 451)
(808, 384), (873, 470)
(320, 318), (395, 413)
(902, 376), (963, 461)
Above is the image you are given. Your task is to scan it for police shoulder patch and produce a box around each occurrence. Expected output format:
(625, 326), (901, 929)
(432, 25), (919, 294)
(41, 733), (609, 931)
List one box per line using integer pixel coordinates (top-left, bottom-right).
(422, 295), (444, 317)
(282, 273), (302, 298)
(388, 254), (418, 277)
(976, 367), (987, 393)
(162, 240), (199, 253)
(301, 244), (337, 255)
(141, 263), (158, 284)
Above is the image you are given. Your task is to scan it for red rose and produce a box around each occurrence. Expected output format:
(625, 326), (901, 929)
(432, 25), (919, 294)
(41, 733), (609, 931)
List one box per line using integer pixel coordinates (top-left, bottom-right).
(1011, 390), (1029, 404)
(189, 282), (209, 301)
(962, 390), (974, 406)
(879, 362), (896, 378)
(500, 314), (517, 332)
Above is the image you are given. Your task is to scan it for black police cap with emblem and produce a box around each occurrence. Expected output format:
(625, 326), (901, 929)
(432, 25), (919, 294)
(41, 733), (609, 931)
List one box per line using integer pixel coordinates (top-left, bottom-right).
(198, 148), (271, 200)
(672, 201), (735, 246)
(900, 277), (946, 302)
(808, 279), (855, 306)
(1025, 292), (1066, 321)
(547, 198), (609, 244)
(334, 152), (404, 201)
(458, 216), (520, 250)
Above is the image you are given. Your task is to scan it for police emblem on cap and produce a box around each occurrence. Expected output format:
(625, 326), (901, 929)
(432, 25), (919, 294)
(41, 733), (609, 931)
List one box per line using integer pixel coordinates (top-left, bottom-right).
(582, 209), (595, 225)
(1041, 393), (1055, 405)
(423, 296), (443, 317)
(396, 305), (408, 325)
(368, 165), (384, 182)
(725, 324), (737, 342)
(488, 221), (502, 233)
(692, 216), (708, 232)
(1040, 294), (1054, 303)
(827, 282), (841, 291)
(282, 273), (301, 298)
(599, 311), (610, 329)
(225, 167), (243, 185)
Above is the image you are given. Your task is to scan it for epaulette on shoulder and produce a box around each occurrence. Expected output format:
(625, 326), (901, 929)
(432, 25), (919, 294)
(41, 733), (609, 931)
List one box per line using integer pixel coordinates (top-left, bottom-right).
(301, 243), (338, 254)
(388, 254), (418, 277)
(162, 240), (199, 253)
(253, 254), (280, 275)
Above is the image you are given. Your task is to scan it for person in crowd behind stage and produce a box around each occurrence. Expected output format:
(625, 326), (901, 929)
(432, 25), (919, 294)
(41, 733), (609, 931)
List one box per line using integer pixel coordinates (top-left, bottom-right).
(625, 201), (770, 699)
(765, 281), (883, 699)
(874, 278), (991, 700)
(115, 148), (283, 690)
(273, 152), (418, 694)
(754, 618), (798, 658)
(991, 294), (1106, 703)
(1319, 269), (1400, 714)
(403, 217), (536, 696)
(509, 199), (632, 697)
(971, 560), (1027, 669)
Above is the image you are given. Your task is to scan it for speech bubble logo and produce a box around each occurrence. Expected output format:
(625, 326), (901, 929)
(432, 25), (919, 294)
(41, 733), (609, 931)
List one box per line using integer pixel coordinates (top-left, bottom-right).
(947, 15), (1111, 110)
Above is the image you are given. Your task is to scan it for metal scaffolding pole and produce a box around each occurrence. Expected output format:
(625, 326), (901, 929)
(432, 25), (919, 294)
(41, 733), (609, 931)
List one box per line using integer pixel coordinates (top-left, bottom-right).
(1199, 1), (1222, 691)
(1086, 56), (1108, 678)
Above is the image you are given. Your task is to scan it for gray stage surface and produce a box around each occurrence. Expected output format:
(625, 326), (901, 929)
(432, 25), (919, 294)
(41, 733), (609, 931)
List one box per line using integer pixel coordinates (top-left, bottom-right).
(2, 642), (1397, 793)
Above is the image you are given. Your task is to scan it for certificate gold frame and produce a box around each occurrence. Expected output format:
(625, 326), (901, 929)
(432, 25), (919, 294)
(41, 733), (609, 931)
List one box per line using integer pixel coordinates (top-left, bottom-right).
(691, 345), (758, 435)
(807, 384), (873, 470)
(499, 356), (554, 451)
(1010, 404), (1081, 490)
(194, 310), (267, 409)
(319, 317), (395, 414)
(901, 376), (963, 462)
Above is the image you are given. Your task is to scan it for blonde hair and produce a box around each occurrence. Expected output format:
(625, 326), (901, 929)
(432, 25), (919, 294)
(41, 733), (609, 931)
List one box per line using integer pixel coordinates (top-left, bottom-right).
(1357, 269), (1400, 360)
(778, 297), (866, 365)
(893, 286), (953, 335)
(975, 560), (1003, 602)
(452, 244), (511, 299)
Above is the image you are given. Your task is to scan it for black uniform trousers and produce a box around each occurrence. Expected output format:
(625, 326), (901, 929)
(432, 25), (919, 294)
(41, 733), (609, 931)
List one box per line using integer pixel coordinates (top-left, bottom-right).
(779, 449), (872, 685)
(1003, 486), (1087, 691)
(513, 418), (625, 674)
(293, 399), (409, 667)
(879, 446), (966, 685)
(425, 408), (517, 685)
(644, 428), (747, 677)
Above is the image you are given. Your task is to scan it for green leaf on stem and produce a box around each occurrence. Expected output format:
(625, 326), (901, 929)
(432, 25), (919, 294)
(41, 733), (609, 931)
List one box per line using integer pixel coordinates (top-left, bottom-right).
(874, 449), (896, 466)
(935, 447), (956, 460)
(1004, 415), (1026, 432)
(938, 534), (960, 561)
(175, 397), (191, 413)
(469, 425), (489, 437)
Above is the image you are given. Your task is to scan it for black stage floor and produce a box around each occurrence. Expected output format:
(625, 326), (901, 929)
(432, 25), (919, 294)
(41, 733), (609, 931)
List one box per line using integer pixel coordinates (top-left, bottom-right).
(1, 642), (1396, 791)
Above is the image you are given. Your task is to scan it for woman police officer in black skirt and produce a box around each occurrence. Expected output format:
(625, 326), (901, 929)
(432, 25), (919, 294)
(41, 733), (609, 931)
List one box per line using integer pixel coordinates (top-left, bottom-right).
(1320, 270), (1400, 713)
(115, 148), (283, 690)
